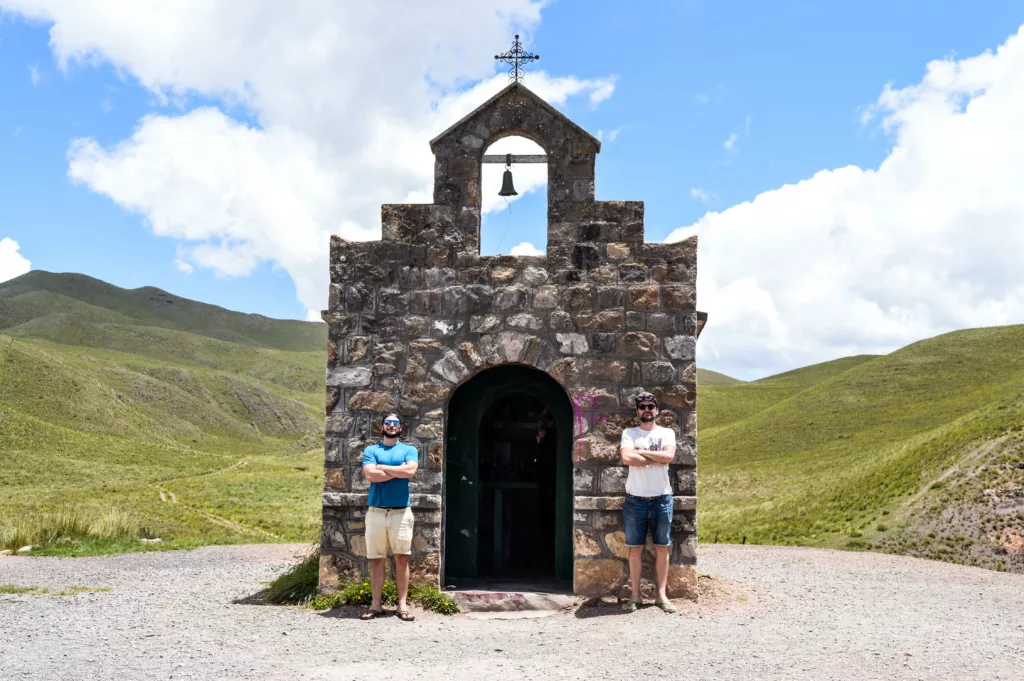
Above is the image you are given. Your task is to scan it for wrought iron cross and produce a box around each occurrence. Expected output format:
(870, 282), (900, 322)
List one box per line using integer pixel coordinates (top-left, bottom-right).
(494, 34), (539, 84)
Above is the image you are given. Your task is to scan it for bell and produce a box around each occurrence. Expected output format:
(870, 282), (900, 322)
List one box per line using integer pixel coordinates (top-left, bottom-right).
(498, 169), (518, 197)
(498, 153), (518, 197)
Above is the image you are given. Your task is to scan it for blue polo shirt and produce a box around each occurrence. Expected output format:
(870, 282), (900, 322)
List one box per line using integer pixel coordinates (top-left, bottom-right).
(362, 442), (418, 507)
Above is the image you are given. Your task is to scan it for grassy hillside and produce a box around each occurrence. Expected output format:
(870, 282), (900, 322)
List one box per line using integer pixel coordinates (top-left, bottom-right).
(0, 272), (327, 552)
(699, 355), (878, 431)
(696, 368), (743, 386)
(2, 271), (1020, 573)
(698, 328), (1024, 572)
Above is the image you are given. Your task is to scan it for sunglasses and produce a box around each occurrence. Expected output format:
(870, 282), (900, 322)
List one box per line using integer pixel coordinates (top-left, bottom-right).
(383, 419), (401, 426)
(637, 403), (657, 411)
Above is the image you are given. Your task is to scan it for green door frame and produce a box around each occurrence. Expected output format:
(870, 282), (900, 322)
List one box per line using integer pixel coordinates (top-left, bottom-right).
(443, 364), (574, 582)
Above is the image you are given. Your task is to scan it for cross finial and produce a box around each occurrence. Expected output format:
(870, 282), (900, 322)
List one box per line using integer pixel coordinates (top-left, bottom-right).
(494, 34), (539, 84)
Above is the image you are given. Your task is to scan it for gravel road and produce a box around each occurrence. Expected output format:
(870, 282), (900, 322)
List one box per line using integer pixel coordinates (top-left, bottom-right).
(1, 543), (1021, 680)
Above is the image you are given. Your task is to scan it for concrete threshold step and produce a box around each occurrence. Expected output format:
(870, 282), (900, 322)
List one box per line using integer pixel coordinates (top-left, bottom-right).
(449, 589), (582, 613)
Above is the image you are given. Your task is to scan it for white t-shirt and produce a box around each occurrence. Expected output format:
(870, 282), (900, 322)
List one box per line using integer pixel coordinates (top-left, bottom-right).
(620, 425), (675, 497)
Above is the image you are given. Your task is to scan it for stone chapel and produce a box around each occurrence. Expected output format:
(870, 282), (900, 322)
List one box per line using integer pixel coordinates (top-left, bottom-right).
(319, 81), (703, 599)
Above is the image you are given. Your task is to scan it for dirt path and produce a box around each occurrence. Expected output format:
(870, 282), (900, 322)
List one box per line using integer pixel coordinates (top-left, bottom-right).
(900, 436), (1006, 513)
(147, 459), (278, 540)
(2, 544), (1021, 680)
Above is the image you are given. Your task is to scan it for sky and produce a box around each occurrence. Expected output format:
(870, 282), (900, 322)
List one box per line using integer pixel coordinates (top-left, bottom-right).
(2, 1), (1024, 380)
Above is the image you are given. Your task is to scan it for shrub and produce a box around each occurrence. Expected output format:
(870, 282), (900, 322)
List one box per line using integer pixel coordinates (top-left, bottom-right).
(91, 509), (136, 541)
(0, 525), (33, 553)
(410, 584), (459, 615)
(33, 507), (93, 545)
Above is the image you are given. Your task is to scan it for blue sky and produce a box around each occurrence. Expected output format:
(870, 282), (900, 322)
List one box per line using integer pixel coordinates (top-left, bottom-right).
(2, 1), (1024, 378)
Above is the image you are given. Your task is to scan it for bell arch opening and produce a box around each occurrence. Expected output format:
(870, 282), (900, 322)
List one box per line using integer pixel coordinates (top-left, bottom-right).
(443, 364), (573, 588)
(480, 136), (548, 256)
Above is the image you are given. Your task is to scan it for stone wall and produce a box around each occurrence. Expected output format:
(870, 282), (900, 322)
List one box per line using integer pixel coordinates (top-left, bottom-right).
(320, 83), (698, 600)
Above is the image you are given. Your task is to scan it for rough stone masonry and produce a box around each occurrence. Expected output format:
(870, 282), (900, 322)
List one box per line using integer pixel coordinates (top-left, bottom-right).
(319, 82), (701, 599)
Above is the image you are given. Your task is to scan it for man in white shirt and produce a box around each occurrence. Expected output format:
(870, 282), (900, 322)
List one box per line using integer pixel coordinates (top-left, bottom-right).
(619, 391), (677, 613)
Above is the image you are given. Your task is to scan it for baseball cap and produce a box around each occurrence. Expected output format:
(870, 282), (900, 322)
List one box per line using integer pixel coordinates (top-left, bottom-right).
(633, 392), (658, 408)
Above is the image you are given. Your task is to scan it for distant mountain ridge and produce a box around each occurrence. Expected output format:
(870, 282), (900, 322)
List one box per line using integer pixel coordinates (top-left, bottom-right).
(0, 270), (326, 352)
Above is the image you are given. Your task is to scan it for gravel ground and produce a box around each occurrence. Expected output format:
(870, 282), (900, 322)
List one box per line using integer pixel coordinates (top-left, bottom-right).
(1, 543), (1021, 680)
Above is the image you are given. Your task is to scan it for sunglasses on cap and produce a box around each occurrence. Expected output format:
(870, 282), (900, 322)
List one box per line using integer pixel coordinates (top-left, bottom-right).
(636, 403), (657, 411)
(383, 419), (401, 426)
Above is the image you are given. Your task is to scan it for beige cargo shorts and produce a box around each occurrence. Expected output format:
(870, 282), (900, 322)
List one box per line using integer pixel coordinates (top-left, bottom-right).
(365, 506), (414, 559)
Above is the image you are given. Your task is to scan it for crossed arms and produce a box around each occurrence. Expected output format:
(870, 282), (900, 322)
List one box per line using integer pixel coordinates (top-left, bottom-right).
(363, 460), (418, 483)
(620, 445), (675, 467)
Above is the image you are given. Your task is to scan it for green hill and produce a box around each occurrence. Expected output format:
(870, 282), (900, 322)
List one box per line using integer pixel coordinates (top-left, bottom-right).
(698, 328), (1024, 572)
(0, 271), (325, 351)
(2, 271), (1020, 572)
(696, 368), (743, 386)
(0, 272), (328, 550)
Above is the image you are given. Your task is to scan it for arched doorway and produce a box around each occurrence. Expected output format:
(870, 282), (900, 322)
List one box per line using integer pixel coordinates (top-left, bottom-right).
(444, 364), (573, 586)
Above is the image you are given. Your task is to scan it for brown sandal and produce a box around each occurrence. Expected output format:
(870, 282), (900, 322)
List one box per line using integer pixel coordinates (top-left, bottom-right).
(396, 609), (415, 622)
(360, 609), (383, 620)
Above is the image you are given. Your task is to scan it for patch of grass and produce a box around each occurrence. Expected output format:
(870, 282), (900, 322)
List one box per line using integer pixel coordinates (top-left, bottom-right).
(265, 548), (320, 605)
(90, 508), (136, 541)
(310, 581), (458, 615)
(0, 505), (218, 556)
(410, 584), (460, 615)
(30, 538), (210, 557)
(0, 584), (111, 597)
(0, 584), (36, 594)
(265, 549), (458, 614)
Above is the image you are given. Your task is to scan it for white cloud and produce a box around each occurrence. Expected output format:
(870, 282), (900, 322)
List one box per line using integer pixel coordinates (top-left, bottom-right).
(597, 126), (625, 143)
(723, 132), (738, 153)
(510, 241), (544, 256)
(586, 78), (616, 108)
(0, 238), (31, 283)
(690, 188), (711, 203)
(172, 258), (193, 275)
(5, 1), (615, 316)
(668, 25), (1024, 379)
(28, 65), (39, 86)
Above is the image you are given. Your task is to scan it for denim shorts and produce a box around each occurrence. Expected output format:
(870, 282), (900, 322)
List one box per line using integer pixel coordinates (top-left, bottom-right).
(623, 494), (673, 547)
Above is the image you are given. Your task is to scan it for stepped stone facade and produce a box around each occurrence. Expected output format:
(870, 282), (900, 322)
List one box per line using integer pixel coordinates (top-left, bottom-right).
(320, 82), (702, 599)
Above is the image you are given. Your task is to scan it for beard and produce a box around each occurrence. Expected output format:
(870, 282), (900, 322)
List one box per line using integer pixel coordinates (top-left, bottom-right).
(639, 412), (656, 423)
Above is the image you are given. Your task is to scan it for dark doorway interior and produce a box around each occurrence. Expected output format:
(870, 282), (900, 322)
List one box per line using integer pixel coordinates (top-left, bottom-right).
(444, 364), (573, 588)
(477, 392), (557, 578)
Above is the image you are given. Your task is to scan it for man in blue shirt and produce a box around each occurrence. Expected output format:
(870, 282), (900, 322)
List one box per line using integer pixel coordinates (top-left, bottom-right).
(360, 412), (419, 621)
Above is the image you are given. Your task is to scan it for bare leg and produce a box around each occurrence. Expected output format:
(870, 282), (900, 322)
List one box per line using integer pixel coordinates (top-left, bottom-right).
(369, 557), (386, 611)
(628, 546), (644, 602)
(394, 554), (410, 611)
(654, 545), (670, 603)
